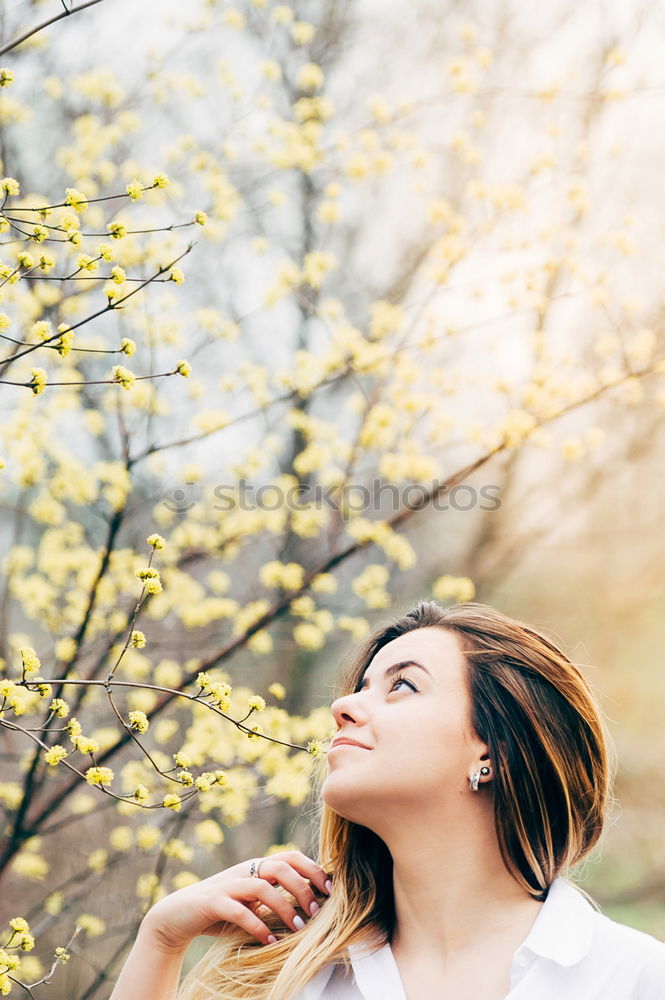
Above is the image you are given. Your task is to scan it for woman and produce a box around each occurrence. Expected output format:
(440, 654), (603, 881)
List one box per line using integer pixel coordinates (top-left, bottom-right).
(110, 601), (665, 999)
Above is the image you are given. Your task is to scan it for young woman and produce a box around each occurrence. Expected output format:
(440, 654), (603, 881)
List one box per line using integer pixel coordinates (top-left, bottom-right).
(110, 601), (665, 999)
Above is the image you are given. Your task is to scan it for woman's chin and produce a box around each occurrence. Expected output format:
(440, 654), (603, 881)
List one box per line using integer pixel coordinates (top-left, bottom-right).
(321, 780), (369, 822)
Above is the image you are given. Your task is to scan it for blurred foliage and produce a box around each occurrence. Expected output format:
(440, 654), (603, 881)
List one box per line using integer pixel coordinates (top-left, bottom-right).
(1, 0), (664, 994)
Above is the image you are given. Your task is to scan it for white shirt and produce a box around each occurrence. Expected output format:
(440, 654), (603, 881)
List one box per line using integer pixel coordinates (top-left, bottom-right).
(293, 876), (665, 999)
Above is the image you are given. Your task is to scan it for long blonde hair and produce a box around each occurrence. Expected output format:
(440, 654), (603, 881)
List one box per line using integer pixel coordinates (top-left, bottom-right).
(176, 600), (616, 1000)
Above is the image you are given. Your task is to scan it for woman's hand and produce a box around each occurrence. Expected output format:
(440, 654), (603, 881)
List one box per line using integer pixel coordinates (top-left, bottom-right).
(141, 850), (333, 952)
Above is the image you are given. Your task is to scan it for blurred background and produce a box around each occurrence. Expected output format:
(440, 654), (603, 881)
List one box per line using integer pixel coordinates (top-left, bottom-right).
(0, 0), (664, 995)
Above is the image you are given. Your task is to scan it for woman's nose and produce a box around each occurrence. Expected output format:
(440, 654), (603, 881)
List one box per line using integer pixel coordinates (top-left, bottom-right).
(331, 691), (366, 725)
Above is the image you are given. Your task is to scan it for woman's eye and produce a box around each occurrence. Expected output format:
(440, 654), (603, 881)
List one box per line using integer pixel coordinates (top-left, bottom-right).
(391, 675), (416, 692)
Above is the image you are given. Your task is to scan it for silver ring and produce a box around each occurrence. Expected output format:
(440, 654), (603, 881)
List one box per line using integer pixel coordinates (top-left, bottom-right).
(249, 857), (264, 878)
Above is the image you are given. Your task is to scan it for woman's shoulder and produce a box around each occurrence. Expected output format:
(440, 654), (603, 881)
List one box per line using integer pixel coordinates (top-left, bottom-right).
(591, 907), (665, 968)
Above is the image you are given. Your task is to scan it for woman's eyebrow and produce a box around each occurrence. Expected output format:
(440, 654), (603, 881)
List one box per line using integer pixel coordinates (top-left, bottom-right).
(355, 660), (431, 692)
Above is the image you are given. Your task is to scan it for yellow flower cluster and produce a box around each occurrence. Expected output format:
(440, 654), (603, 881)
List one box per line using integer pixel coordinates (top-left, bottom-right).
(128, 711), (149, 734)
(431, 575), (476, 603)
(197, 672), (233, 711)
(130, 630), (147, 648)
(43, 745), (68, 766)
(20, 647), (41, 676)
(84, 766), (114, 787)
(30, 368), (47, 395)
(351, 564), (391, 608)
(135, 567), (163, 594)
(259, 560), (304, 590)
(112, 365), (135, 390)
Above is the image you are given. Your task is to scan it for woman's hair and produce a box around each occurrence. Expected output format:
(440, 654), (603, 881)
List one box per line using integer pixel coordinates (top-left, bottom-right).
(176, 600), (616, 1000)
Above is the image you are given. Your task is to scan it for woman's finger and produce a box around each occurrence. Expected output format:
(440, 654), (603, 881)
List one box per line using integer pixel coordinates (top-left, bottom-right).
(211, 898), (279, 946)
(251, 858), (323, 919)
(209, 877), (308, 935)
(254, 850), (332, 898)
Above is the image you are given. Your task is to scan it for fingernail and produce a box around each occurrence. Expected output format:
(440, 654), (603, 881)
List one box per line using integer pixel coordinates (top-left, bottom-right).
(325, 879), (333, 894)
(267, 934), (277, 944)
(309, 901), (320, 916)
(293, 915), (305, 930)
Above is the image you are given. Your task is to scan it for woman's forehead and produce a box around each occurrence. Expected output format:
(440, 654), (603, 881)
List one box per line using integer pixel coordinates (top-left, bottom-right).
(367, 627), (465, 679)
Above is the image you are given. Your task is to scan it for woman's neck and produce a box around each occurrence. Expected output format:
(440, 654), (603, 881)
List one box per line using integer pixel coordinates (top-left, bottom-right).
(379, 802), (544, 963)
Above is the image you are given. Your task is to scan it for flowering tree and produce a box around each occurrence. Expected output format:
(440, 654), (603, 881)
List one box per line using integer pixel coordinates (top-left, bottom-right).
(1, 0), (665, 994)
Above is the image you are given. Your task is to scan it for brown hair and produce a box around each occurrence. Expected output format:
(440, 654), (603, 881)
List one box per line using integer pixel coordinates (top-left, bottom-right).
(177, 600), (615, 1000)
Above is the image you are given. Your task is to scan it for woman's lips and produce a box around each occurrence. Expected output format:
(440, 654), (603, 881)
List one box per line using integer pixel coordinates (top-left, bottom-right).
(329, 739), (371, 751)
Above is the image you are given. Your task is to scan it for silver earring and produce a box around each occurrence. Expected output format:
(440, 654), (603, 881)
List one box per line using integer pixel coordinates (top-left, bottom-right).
(470, 770), (480, 791)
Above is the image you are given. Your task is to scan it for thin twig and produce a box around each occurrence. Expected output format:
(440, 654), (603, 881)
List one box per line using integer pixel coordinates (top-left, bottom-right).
(0, 0), (105, 57)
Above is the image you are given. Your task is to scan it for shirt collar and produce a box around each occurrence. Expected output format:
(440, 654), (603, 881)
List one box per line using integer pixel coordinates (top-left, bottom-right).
(307, 876), (596, 998)
(514, 875), (596, 967)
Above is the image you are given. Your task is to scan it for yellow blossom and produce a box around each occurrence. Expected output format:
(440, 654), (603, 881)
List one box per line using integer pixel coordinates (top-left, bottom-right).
(337, 615), (369, 642)
(268, 681), (286, 700)
(130, 630), (146, 648)
(56, 330), (74, 357)
(20, 647), (41, 675)
(109, 826), (133, 851)
(49, 698), (69, 719)
(352, 564), (390, 608)
(260, 59), (282, 82)
(30, 368), (47, 395)
(112, 365), (135, 390)
(132, 783), (149, 804)
(147, 533), (165, 548)
(259, 560), (304, 590)
(64, 187), (88, 211)
(169, 267), (185, 285)
(87, 848), (107, 874)
(292, 622), (325, 650)
(296, 62), (324, 92)
(223, 7), (246, 29)
(84, 766), (114, 787)
(152, 173), (169, 188)
(43, 745), (68, 766)
(195, 819), (224, 846)
(432, 575), (475, 602)
(128, 711), (149, 734)
(12, 852), (49, 881)
(31, 320), (51, 341)
(272, 5), (294, 24)
(77, 914), (105, 938)
(77, 253), (98, 272)
(291, 21), (315, 44)
(162, 793), (182, 811)
(107, 220), (127, 239)
(125, 178), (144, 200)
(175, 358), (191, 376)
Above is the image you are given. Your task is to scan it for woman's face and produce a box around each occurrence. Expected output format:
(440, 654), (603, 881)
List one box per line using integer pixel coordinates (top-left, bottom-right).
(321, 626), (485, 827)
